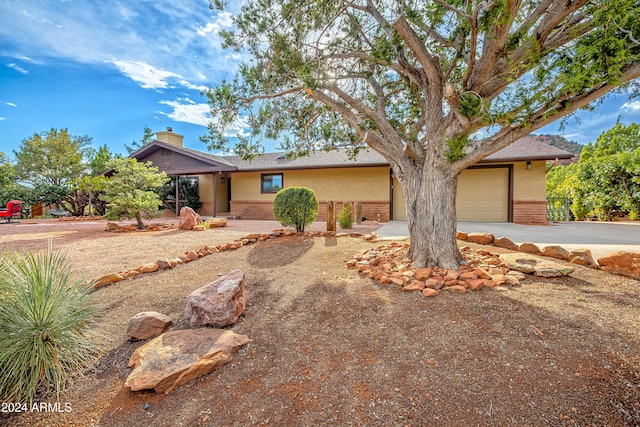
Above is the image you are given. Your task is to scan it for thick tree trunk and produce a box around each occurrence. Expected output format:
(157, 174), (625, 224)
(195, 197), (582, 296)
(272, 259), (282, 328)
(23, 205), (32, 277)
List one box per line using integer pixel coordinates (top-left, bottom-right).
(135, 212), (145, 229)
(400, 164), (463, 270)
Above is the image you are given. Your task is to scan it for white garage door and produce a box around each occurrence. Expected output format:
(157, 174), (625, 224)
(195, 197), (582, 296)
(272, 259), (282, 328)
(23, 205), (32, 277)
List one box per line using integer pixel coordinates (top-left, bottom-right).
(456, 168), (509, 221)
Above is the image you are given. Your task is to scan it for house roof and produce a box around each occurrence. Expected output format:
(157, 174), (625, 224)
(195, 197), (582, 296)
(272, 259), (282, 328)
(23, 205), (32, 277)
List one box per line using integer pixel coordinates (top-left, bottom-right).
(131, 137), (573, 174)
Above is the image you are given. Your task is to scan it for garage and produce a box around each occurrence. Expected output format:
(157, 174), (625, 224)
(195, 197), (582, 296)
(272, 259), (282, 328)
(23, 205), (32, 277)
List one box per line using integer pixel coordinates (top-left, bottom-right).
(456, 167), (510, 221)
(392, 166), (511, 221)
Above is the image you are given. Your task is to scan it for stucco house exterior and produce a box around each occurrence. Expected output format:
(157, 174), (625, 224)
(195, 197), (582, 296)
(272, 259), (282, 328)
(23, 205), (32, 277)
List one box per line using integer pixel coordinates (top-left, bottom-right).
(131, 128), (573, 223)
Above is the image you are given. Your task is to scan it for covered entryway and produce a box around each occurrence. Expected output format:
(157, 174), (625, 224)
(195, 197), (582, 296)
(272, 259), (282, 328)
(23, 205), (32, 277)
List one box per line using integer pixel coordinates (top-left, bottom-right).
(391, 166), (511, 221)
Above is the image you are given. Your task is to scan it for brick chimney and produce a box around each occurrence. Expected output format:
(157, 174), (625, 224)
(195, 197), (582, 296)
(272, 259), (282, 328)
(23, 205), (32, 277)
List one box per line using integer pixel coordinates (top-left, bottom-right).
(155, 127), (184, 147)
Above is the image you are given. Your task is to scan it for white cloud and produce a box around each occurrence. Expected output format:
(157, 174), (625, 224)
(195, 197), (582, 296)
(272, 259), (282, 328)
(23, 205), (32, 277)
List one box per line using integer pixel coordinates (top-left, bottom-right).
(3, 102), (17, 107)
(111, 60), (182, 90)
(621, 100), (640, 112)
(158, 97), (251, 138)
(7, 63), (28, 74)
(158, 99), (211, 126)
(0, 1), (241, 88)
(0, 117), (6, 121)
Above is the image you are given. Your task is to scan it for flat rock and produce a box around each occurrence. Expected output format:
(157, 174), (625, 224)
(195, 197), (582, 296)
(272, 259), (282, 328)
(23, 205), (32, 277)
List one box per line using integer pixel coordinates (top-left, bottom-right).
(185, 270), (246, 327)
(598, 251), (640, 280)
(127, 311), (172, 340)
(207, 217), (228, 228)
(466, 232), (494, 245)
(125, 329), (250, 394)
(499, 253), (574, 277)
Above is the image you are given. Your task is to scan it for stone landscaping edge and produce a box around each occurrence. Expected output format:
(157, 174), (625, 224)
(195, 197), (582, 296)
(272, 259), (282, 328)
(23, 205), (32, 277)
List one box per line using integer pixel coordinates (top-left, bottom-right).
(91, 228), (640, 291)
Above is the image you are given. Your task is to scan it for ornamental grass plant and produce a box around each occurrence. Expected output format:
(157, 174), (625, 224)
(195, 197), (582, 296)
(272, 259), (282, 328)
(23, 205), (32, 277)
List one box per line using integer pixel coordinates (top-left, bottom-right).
(0, 250), (102, 403)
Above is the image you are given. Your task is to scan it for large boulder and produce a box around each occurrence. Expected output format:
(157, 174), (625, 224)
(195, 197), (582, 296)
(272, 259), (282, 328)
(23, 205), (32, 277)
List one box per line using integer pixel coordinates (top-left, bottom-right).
(125, 329), (250, 394)
(185, 270), (246, 327)
(499, 253), (574, 277)
(127, 311), (172, 340)
(178, 207), (201, 230)
(598, 251), (640, 280)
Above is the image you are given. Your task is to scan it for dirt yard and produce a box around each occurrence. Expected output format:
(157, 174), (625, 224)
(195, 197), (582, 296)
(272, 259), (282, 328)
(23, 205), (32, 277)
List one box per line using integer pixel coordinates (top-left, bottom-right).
(1, 219), (639, 426)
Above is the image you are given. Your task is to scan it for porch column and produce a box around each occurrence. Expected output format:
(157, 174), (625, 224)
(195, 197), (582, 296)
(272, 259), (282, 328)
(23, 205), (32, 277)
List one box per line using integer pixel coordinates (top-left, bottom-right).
(212, 172), (219, 217)
(175, 175), (180, 217)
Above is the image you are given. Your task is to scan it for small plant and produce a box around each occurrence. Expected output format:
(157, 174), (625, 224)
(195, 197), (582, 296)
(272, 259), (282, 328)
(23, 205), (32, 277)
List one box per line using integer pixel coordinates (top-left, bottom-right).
(337, 205), (354, 229)
(0, 250), (101, 403)
(272, 186), (318, 232)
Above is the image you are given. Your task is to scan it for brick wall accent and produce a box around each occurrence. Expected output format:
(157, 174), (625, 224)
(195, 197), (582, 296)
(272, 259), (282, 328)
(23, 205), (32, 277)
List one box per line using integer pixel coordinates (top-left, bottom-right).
(230, 200), (390, 222)
(513, 200), (547, 224)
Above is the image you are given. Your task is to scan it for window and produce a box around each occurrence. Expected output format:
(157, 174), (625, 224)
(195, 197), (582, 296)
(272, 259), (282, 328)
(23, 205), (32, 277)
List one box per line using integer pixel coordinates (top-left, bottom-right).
(261, 173), (283, 193)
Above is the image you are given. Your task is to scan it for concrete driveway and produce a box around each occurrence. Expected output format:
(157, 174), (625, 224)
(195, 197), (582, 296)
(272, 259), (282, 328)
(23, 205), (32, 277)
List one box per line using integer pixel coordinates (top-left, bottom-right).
(376, 221), (640, 260)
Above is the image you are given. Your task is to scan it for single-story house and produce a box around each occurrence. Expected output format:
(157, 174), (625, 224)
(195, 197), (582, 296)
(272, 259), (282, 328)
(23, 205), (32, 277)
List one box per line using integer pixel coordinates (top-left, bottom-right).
(130, 128), (573, 223)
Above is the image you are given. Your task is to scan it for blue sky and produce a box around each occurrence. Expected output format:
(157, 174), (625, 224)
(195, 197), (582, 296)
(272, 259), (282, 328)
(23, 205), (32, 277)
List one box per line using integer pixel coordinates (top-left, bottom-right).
(1, 1), (639, 160)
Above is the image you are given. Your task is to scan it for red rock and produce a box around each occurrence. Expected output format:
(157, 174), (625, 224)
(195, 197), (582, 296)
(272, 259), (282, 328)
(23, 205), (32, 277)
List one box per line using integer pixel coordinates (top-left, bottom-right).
(186, 251), (199, 261)
(569, 249), (597, 267)
(518, 242), (542, 254)
(346, 260), (357, 268)
(415, 268), (432, 281)
(475, 268), (491, 280)
(598, 251), (640, 279)
(403, 281), (426, 291)
(422, 288), (440, 298)
(541, 245), (570, 260)
(456, 231), (468, 240)
(185, 270), (246, 327)
(460, 271), (478, 280)
(157, 259), (172, 270)
(94, 273), (124, 289)
(178, 207), (201, 230)
(505, 276), (521, 286)
(125, 329), (250, 394)
(207, 217), (227, 228)
(491, 274), (508, 285)
(493, 236), (519, 251)
(139, 262), (159, 274)
(444, 279), (458, 287)
(389, 277), (405, 286)
(127, 311), (172, 340)
(425, 278), (444, 289)
(379, 276), (391, 284)
(466, 232), (494, 245)
(468, 279), (485, 290)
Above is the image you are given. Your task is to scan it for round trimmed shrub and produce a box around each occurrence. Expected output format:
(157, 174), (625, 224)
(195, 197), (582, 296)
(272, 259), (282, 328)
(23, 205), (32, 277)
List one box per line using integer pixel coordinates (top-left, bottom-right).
(272, 187), (318, 232)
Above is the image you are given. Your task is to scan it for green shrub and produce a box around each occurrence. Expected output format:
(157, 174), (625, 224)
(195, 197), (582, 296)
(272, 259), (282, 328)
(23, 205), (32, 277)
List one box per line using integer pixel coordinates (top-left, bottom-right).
(272, 186), (318, 232)
(0, 251), (101, 403)
(337, 205), (354, 229)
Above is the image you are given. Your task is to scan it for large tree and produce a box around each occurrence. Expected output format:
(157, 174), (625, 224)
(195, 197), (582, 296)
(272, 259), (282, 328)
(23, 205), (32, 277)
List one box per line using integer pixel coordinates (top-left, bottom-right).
(204, 0), (640, 268)
(13, 128), (93, 186)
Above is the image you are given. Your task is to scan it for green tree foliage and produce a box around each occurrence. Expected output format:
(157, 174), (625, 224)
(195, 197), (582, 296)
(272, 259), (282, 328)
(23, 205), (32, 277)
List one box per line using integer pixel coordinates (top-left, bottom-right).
(101, 158), (169, 229)
(0, 250), (101, 403)
(14, 128), (93, 186)
(125, 125), (155, 154)
(161, 177), (203, 213)
(0, 152), (14, 188)
(205, 0), (640, 268)
(272, 186), (318, 232)
(337, 205), (354, 229)
(547, 123), (640, 220)
(89, 144), (115, 176)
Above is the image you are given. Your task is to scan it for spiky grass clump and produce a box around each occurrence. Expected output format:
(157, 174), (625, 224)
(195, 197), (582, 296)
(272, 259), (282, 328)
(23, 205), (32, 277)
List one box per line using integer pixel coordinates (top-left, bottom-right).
(0, 250), (101, 403)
